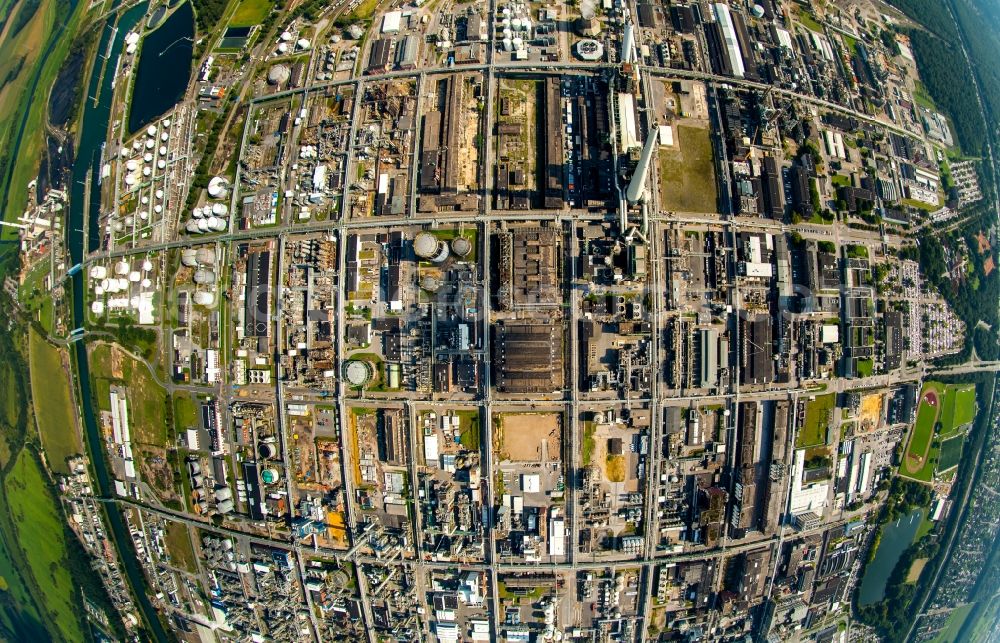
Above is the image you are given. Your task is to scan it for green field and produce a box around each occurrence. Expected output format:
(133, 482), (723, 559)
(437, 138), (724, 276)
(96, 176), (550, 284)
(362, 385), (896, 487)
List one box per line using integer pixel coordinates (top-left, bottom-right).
(18, 260), (54, 332)
(173, 393), (200, 432)
(28, 328), (80, 473)
(798, 10), (823, 33)
(582, 421), (595, 466)
(3, 450), (83, 641)
(856, 358), (874, 377)
(229, 0), (271, 26)
(658, 125), (718, 214)
(941, 385), (976, 432)
(937, 435), (964, 472)
(89, 343), (169, 447)
(163, 520), (196, 573)
(912, 80), (937, 111)
(454, 409), (480, 451)
(930, 602), (975, 643)
(797, 394), (835, 448)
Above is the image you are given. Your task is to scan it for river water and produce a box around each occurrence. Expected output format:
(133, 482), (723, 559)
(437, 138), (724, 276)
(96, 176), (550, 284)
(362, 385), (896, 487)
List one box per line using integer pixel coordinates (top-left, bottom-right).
(857, 508), (924, 606)
(126, 1), (193, 134)
(67, 3), (169, 640)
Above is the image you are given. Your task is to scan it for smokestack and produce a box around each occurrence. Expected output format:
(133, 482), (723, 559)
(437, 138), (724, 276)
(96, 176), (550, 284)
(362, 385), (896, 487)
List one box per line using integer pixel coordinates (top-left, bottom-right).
(626, 126), (659, 203)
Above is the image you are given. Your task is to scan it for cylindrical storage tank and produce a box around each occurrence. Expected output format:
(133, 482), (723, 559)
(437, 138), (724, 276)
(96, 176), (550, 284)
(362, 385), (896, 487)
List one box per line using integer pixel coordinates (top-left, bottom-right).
(181, 249), (198, 266)
(124, 175), (137, 187)
(100, 278), (111, 291)
(113, 220), (124, 232)
(124, 216), (135, 227)
(450, 236), (472, 257)
(214, 486), (233, 501)
(91, 301), (105, 315)
(207, 176), (228, 198)
(192, 207), (204, 219)
(153, 204), (162, 214)
(420, 276), (441, 292)
(261, 468), (280, 485)
(259, 442), (276, 459)
(128, 271), (141, 282)
(115, 260), (130, 276)
(140, 196), (149, 205)
(413, 232), (449, 262)
(193, 270), (216, 285)
(142, 166), (151, 177)
(143, 152), (153, 163)
(94, 286), (105, 296)
(185, 220), (201, 234)
(195, 248), (216, 264)
(126, 160), (138, 171)
(216, 499), (235, 513)
(210, 218), (227, 232)
(161, 132), (169, 142)
(197, 219), (210, 233)
(158, 146), (167, 156)
(146, 125), (157, 137)
(142, 259), (153, 272)
(90, 265), (108, 279)
(211, 203), (227, 216)
(139, 210), (149, 220)
(193, 291), (215, 306)
(145, 139), (155, 150)
(157, 159), (166, 170)
(141, 278), (151, 288)
(344, 360), (372, 387)
(155, 189), (164, 200)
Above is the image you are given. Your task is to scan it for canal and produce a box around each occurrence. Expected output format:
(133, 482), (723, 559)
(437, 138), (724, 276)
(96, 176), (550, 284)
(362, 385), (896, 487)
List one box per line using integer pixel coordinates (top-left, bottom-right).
(67, 2), (170, 641)
(127, 1), (194, 134)
(857, 508), (924, 606)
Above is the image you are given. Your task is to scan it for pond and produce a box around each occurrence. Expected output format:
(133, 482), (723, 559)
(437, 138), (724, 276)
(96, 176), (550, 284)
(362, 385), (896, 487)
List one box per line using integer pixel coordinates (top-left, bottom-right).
(127, 1), (193, 134)
(857, 508), (924, 606)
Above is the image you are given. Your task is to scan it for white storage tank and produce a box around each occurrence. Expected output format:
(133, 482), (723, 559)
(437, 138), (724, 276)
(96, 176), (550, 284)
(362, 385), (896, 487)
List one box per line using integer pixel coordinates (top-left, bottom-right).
(195, 248), (216, 264)
(413, 232), (449, 262)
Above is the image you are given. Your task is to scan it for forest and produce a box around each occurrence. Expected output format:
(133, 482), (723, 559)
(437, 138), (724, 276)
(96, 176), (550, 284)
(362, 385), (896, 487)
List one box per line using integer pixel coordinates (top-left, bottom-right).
(906, 30), (985, 157)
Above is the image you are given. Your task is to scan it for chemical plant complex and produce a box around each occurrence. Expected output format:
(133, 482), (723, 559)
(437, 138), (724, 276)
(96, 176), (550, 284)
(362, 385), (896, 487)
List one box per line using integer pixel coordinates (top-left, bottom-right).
(13, 0), (999, 641)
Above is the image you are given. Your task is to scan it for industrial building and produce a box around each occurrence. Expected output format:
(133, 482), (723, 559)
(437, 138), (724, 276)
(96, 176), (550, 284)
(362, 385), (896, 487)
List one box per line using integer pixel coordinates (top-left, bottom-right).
(493, 322), (564, 393)
(542, 77), (565, 208)
(493, 226), (560, 310)
(418, 75), (475, 208)
(741, 314), (774, 385)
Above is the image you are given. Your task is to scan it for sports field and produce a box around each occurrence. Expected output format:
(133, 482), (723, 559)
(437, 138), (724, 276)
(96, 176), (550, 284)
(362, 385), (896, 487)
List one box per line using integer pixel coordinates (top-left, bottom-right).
(901, 382), (976, 482)
(937, 436), (963, 472)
